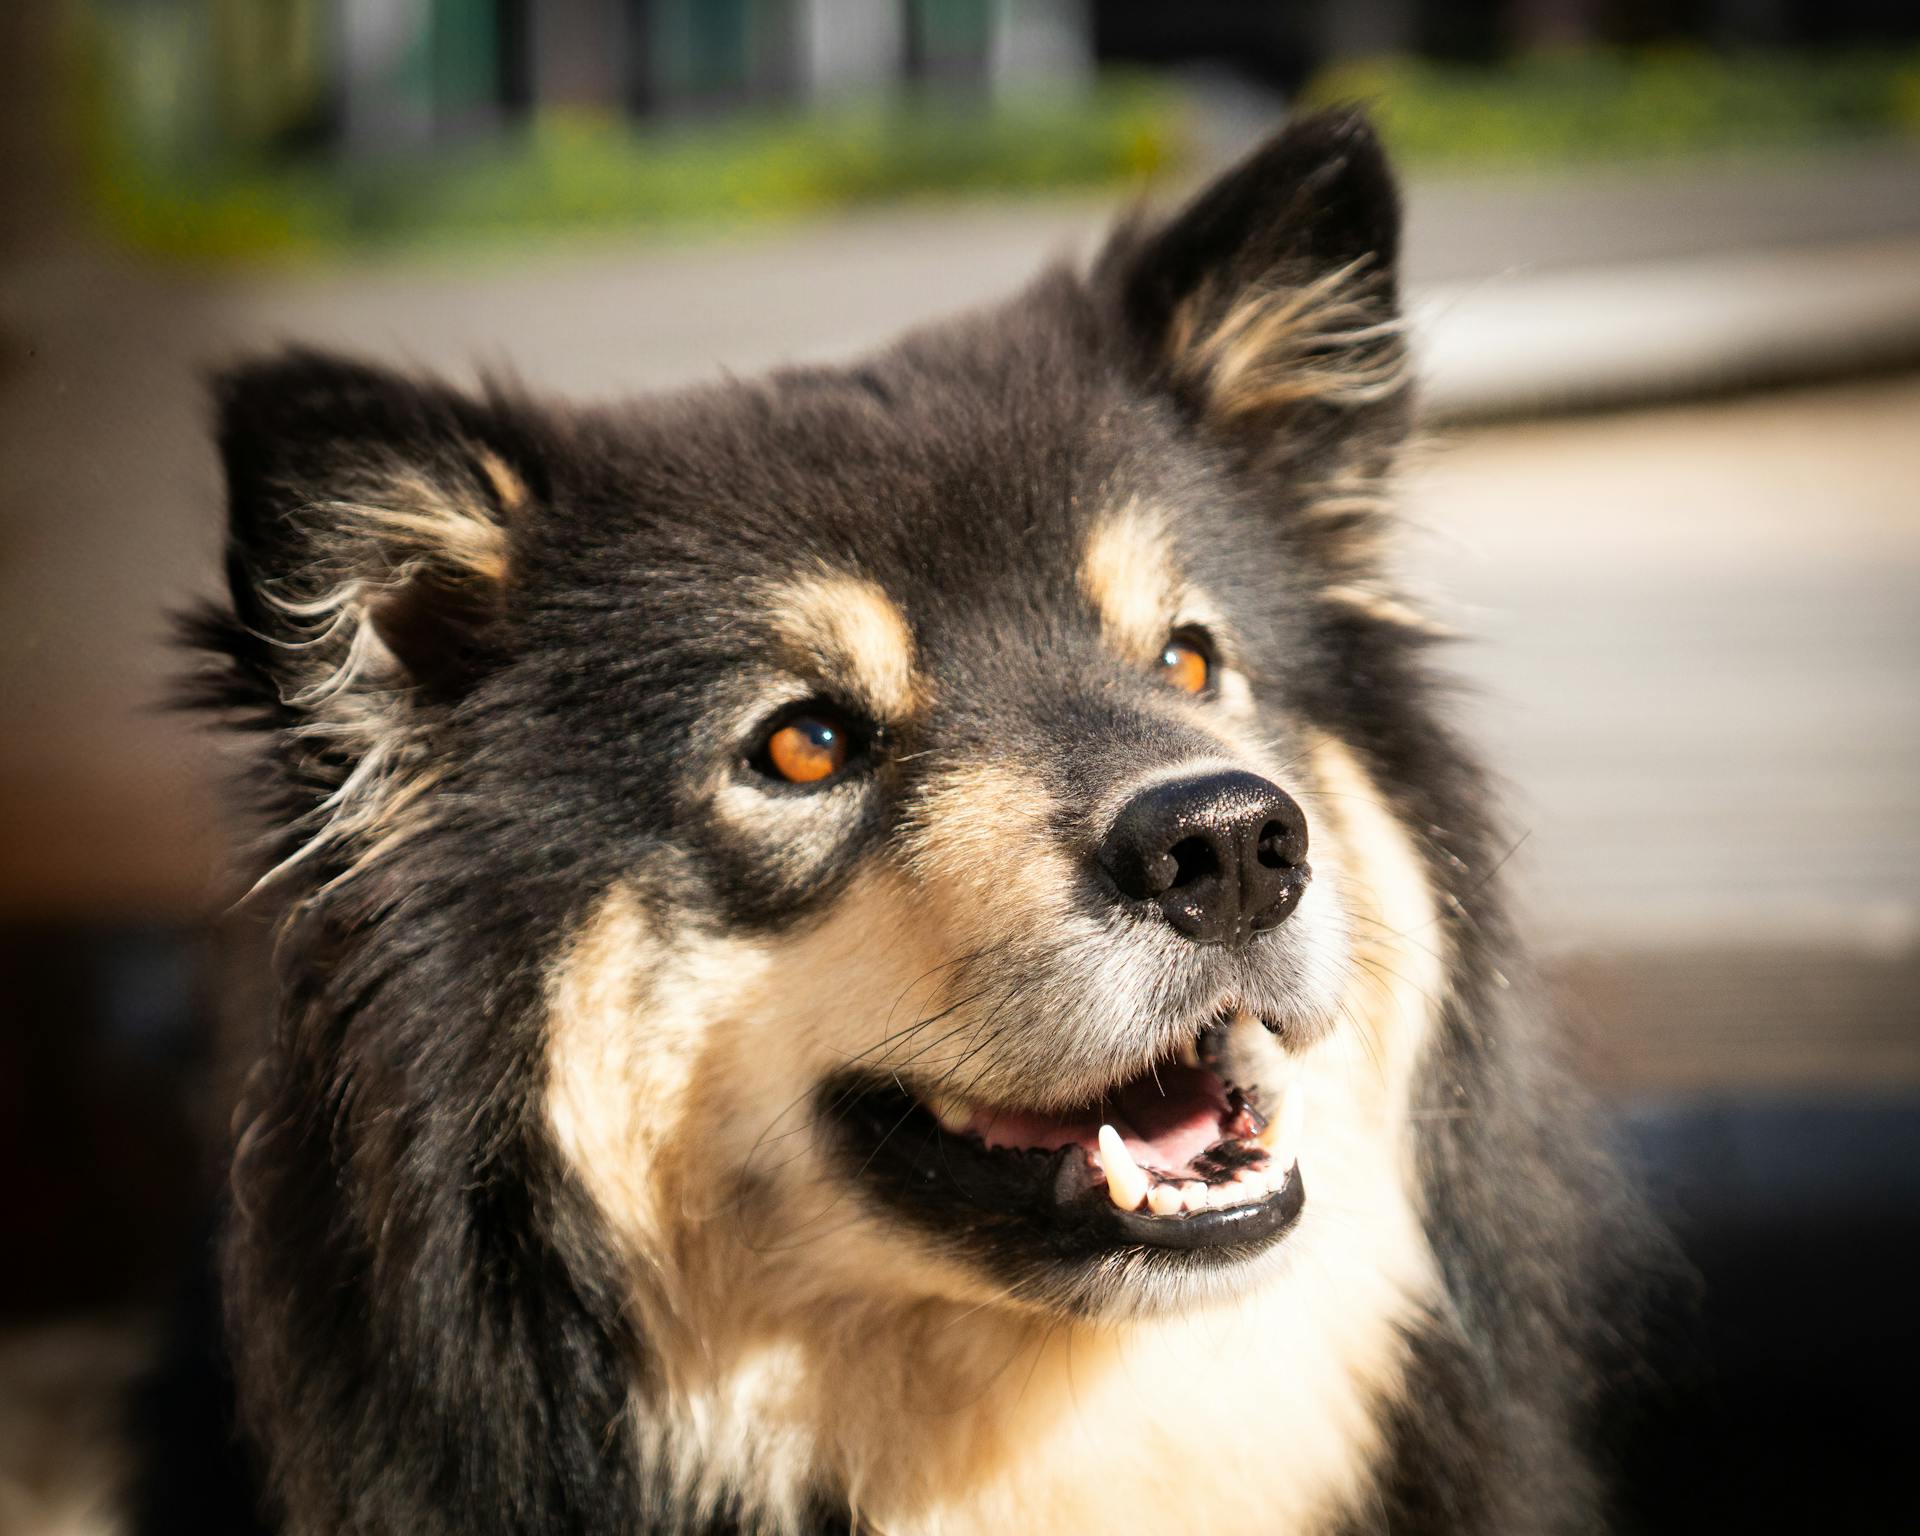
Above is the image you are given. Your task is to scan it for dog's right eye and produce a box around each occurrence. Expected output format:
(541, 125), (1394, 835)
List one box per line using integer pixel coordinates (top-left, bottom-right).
(1157, 631), (1214, 695)
(755, 710), (857, 785)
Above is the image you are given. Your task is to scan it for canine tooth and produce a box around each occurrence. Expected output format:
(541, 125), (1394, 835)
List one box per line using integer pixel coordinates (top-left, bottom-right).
(928, 1097), (972, 1136)
(1257, 1089), (1283, 1149)
(1098, 1125), (1149, 1212)
(1148, 1182), (1184, 1217)
(1176, 1038), (1201, 1069)
(1274, 1082), (1306, 1169)
(1262, 1083), (1306, 1168)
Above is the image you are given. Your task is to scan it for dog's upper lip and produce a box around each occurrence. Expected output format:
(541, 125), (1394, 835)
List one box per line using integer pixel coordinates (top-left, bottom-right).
(922, 999), (1276, 1125)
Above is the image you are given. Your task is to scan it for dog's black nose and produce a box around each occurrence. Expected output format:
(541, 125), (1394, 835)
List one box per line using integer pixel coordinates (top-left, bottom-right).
(1097, 771), (1310, 945)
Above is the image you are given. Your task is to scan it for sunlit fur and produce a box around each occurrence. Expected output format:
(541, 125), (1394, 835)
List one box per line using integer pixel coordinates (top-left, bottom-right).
(545, 732), (1442, 1535)
(163, 112), (1651, 1536)
(768, 570), (924, 721)
(1080, 498), (1187, 659)
(1170, 259), (1408, 427)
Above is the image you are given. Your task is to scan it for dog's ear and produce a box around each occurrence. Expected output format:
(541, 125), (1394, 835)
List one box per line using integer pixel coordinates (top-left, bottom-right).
(1100, 109), (1409, 468)
(188, 349), (538, 882)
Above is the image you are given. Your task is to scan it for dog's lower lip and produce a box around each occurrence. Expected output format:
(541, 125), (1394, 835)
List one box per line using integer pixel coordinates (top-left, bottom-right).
(1103, 1165), (1304, 1249)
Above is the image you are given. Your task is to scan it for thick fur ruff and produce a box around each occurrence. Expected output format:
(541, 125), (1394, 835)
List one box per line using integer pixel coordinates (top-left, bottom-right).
(175, 112), (1650, 1536)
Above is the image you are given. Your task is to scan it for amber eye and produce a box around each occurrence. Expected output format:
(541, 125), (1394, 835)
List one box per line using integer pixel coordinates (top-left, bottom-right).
(761, 713), (852, 785)
(1157, 634), (1212, 695)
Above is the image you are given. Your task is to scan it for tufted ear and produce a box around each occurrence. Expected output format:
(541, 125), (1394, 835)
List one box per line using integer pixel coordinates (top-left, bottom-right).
(1100, 109), (1410, 470)
(185, 349), (540, 886)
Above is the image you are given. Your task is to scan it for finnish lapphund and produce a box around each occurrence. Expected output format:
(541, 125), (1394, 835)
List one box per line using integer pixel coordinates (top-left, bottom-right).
(173, 112), (1649, 1535)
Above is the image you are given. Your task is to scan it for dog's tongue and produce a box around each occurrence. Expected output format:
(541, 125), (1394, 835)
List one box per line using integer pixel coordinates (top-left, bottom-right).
(976, 1064), (1231, 1176)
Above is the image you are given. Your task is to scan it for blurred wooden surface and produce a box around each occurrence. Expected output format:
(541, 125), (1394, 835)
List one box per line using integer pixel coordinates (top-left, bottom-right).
(1401, 378), (1920, 960)
(1554, 946), (1920, 1098)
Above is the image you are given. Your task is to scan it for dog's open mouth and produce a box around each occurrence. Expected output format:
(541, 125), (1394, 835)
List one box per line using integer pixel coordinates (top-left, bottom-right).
(824, 1008), (1306, 1273)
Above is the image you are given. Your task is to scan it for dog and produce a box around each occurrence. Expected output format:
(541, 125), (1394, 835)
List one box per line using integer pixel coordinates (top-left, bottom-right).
(169, 111), (1647, 1535)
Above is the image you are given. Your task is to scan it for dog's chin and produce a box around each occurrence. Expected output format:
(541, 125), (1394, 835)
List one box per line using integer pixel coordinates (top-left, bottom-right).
(820, 1008), (1310, 1316)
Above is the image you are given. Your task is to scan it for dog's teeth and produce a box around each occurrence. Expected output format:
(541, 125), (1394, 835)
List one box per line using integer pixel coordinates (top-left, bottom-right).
(1176, 1038), (1201, 1069)
(1237, 1007), (1287, 1038)
(1258, 1084), (1289, 1151)
(1281, 1082), (1306, 1159)
(1265, 1083), (1306, 1172)
(1098, 1125), (1149, 1212)
(1178, 1181), (1209, 1212)
(1148, 1182), (1184, 1217)
(1224, 1165), (1277, 1207)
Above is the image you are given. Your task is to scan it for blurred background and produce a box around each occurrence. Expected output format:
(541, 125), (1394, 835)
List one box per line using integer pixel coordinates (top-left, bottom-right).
(2, 1), (1917, 1531)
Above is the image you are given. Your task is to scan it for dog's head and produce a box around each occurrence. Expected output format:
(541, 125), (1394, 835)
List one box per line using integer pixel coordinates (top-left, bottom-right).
(203, 113), (1450, 1331)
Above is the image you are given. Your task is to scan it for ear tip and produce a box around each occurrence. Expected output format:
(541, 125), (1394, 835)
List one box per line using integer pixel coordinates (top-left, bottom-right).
(1271, 105), (1395, 194)
(208, 350), (482, 524)
(1273, 106), (1402, 267)
(1283, 104), (1384, 152)
(209, 348), (405, 446)
(208, 349), (461, 567)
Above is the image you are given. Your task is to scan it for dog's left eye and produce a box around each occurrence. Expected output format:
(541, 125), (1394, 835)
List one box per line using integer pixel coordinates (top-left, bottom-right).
(1157, 632), (1213, 695)
(754, 709), (861, 785)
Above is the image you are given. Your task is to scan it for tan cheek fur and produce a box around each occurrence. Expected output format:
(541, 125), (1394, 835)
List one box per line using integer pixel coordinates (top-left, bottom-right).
(545, 740), (1445, 1536)
(899, 760), (1077, 958)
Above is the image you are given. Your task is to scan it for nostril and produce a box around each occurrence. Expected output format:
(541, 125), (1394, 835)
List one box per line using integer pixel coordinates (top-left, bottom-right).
(1256, 821), (1298, 869)
(1167, 835), (1219, 890)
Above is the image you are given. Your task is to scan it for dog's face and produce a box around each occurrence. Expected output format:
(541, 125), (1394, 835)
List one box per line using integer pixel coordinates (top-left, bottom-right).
(536, 363), (1365, 1317)
(209, 115), (1443, 1333)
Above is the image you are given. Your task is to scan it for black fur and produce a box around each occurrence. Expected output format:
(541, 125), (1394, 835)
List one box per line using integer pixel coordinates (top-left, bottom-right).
(157, 111), (1652, 1534)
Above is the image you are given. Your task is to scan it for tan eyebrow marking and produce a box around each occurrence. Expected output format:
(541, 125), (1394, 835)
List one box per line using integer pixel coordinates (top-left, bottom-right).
(1081, 500), (1182, 660)
(768, 570), (922, 718)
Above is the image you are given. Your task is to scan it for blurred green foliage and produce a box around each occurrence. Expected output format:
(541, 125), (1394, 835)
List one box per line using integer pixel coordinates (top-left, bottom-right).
(78, 68), (1185, 265)
(1303, 48), (1920, 170)
(75, 26), (1920, 264)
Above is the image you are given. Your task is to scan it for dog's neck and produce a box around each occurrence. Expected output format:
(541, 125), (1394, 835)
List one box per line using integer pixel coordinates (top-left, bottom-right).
(649, 971), (1443, 1535)
(648, 1132), (1436, 1536)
